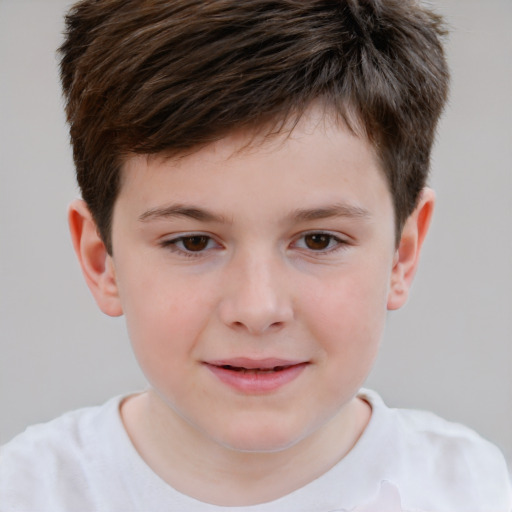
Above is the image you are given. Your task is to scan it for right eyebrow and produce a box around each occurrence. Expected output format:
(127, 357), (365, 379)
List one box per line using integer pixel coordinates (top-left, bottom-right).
(138, 204), (229, 224)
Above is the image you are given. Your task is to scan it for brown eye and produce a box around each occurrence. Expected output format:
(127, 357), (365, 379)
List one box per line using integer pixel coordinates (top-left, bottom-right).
(304, 233), (332, 250)
(181, 236), (210, 251)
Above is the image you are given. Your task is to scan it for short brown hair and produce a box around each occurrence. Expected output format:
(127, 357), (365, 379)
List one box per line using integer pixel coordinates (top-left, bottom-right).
(59, 0), (449, 253)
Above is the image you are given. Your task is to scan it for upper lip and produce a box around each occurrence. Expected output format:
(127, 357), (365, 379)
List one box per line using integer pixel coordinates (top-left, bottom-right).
(205, 358), (307, 370)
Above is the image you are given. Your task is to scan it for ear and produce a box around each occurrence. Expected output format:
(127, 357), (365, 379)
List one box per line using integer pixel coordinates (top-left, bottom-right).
(68, 199), (123, 317)
(387, 188), (435, 310)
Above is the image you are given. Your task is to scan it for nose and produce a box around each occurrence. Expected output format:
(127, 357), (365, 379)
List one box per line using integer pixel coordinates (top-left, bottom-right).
(217, 250), (294, 335)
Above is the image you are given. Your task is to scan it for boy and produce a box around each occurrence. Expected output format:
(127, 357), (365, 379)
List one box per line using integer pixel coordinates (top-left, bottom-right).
(1, 0), (510, 510)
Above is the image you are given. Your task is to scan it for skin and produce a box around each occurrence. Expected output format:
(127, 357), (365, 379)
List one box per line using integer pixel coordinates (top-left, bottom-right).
(69, 108), (434, 506)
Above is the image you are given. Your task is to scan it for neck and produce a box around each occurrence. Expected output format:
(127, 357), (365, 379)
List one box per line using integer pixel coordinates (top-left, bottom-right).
(120, 389), (371, 506)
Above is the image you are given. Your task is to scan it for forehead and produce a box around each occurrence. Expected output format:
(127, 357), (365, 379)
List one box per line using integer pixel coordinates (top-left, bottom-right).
(116, 107), (389, 219)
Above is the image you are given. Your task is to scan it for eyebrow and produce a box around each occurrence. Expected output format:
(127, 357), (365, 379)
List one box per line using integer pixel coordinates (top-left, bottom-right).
(290, 203), (371, 222)
(138, 204), (228, 223)
(138, 202), (371, 224)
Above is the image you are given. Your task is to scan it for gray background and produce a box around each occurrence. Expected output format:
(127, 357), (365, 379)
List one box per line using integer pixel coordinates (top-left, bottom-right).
(1, 0), (511, 467)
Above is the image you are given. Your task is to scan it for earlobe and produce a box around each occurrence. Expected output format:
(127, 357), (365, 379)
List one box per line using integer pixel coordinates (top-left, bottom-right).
(387, 188), (435, 311)
(68, 199), (123, 317)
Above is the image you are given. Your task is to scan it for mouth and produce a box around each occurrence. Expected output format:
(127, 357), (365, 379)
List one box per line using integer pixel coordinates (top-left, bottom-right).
(204, 359), (309, 393)
(216, 364), (298, 374)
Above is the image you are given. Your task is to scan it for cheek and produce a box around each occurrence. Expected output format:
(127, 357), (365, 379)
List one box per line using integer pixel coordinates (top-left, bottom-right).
(303, 266), (390, 366)
(118, 271), (214, 375)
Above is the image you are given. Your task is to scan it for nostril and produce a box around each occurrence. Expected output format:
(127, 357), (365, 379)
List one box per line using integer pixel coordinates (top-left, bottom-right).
(229, 319), (285, 335)
(218, 294), (293, 334)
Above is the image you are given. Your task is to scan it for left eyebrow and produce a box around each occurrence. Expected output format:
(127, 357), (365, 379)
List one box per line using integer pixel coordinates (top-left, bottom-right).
(289, 203), (371, 222)
(138, 204), (229, 224)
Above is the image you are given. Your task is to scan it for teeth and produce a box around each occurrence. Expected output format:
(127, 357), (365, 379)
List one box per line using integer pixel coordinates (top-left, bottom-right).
(221, 365), (290, 373)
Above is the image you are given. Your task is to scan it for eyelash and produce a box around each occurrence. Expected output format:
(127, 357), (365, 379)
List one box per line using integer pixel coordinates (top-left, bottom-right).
(160, 234), (221, 258)
(292, 232), (347, 254)
(159, 231), (348, 258)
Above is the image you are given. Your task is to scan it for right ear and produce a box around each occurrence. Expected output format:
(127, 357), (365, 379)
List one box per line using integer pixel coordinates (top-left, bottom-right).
(68, 199), (123, 317)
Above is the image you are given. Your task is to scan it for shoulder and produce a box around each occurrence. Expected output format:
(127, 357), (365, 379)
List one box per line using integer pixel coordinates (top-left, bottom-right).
(0, 397), (120, 463)
(360, 388), (507, 463)
(358, 389), (512, 510)
(395, 402), (507, 472)
(0, 396), (124, 511)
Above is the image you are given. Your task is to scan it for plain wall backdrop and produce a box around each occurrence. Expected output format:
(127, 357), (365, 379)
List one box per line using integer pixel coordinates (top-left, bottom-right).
(1, 0), (511, 466)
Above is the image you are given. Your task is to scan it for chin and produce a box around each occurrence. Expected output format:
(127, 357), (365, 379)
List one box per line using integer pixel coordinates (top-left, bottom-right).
(212, 419), (310, 454)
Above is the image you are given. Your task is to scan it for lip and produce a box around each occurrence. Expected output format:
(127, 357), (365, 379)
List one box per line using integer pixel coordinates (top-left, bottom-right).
(204, 358), (309, 394)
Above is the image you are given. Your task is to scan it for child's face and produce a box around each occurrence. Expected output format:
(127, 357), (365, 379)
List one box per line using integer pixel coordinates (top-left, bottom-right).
(107, 111), (399, 452)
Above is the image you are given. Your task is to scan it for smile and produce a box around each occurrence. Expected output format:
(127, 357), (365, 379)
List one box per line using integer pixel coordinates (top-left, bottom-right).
(204, 359), (309, 394)
(219, 364), (294, 374)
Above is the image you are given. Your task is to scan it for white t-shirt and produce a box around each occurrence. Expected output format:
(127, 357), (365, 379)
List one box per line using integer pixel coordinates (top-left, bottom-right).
(1, 389), (510, 511)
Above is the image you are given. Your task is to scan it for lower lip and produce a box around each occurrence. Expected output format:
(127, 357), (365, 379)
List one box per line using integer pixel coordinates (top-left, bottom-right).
(205, 363), (308, 393)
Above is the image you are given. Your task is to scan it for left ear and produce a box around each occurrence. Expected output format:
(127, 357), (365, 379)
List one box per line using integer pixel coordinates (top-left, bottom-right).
(387, 188), (435, 310)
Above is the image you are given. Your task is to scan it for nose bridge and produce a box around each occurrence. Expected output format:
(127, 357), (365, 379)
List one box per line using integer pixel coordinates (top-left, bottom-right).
(218, 245), (293, 334)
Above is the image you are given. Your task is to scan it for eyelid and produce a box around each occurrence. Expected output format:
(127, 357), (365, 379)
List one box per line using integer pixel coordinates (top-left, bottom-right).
(159, 232), (223, 256)
(291, 230), (349, 253)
